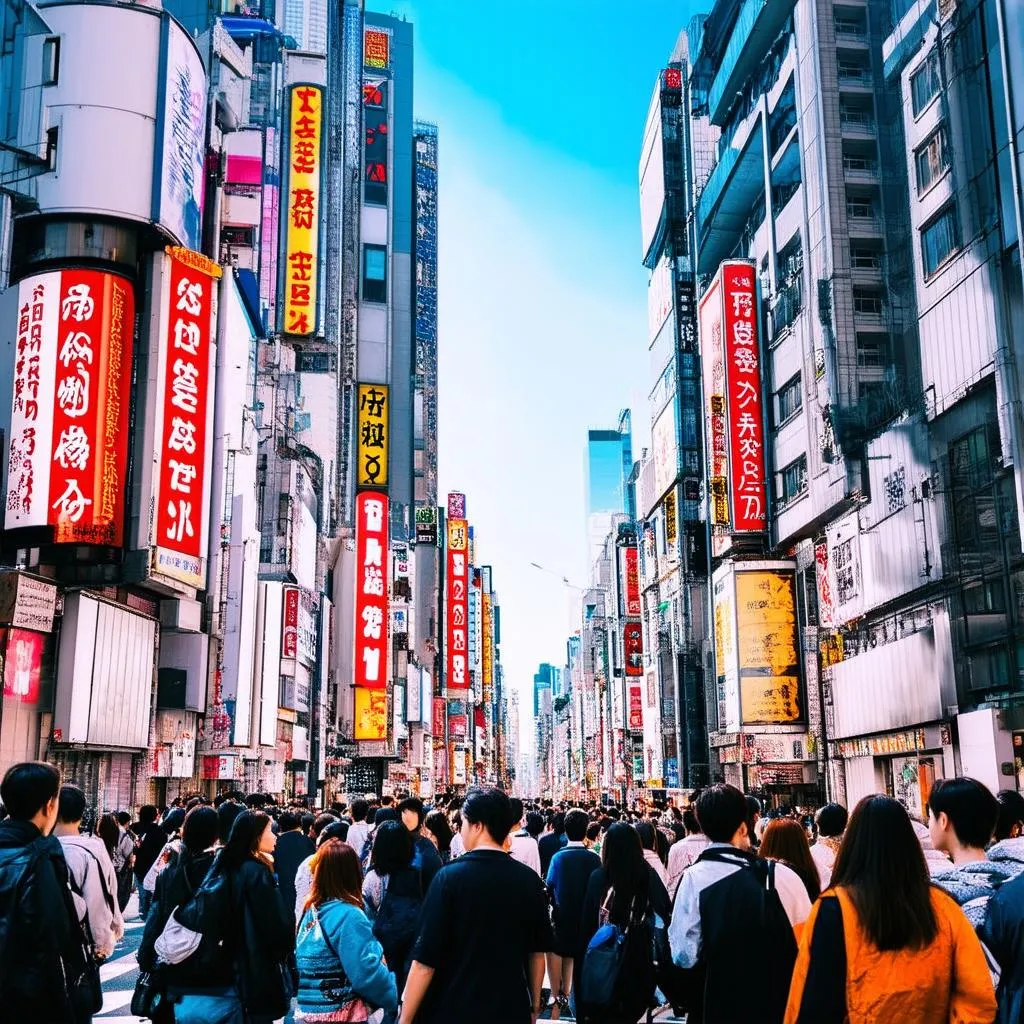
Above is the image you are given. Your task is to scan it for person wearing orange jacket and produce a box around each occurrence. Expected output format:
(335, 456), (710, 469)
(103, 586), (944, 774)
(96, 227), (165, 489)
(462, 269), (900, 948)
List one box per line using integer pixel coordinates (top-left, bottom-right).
(785, 795), (996, 1024)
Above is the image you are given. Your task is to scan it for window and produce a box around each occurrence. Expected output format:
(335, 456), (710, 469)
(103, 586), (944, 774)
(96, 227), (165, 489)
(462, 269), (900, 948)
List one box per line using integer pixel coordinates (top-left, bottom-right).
(853, 288), (883, 314)
(921, 204), (960, 277)
(362, 244), (387, 303)
(777, 375), (802, 423)
(911, 50), (940, 116)
(779, 455), (808, 505)
(915, 126), (950, 193)
(42, 36), (60, 85)
(45, 126), (58, 171)
(856, 334), (886, 366)
(851, 246), (881, 270)
(847, 198), (875, 219)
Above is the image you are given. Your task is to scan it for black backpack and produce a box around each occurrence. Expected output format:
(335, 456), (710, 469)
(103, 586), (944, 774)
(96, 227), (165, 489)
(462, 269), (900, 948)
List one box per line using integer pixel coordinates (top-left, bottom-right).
(662, 847), (798, 1024)
(371, 868), (423, 983)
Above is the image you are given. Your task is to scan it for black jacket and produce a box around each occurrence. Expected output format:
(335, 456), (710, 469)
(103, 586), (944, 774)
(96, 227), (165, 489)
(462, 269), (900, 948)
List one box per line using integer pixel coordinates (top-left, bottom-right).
(274, 830), (314, 926)
(177, 853), (295, 1015)
(134, 821), (170, 881)
(579, 863), (672, 961)
(0, 819), (88, 1022)
(981, 870), (1024, 1024)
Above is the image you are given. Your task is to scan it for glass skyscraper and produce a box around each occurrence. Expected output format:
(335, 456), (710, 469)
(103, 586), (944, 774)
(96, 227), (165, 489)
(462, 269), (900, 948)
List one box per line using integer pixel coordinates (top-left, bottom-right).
(585, 409), (634, 562)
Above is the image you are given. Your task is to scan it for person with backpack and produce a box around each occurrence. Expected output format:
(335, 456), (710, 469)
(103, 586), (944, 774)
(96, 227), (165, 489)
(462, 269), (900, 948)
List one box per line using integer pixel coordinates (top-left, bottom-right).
(132, 804), (162, 919)
(576, 821), (671, 1023)
(55, 785), (124, 962)
(111, 811), (138, 912)
(785, 794), (996, 1023)
(0, 762), (98, 1023)
(668, 784), (811, 1023)
(399, 786), (552, 1024)
(398, 797), (444, 891)
(545, 808), (600, 1020)
(296, 839), (398, 1022)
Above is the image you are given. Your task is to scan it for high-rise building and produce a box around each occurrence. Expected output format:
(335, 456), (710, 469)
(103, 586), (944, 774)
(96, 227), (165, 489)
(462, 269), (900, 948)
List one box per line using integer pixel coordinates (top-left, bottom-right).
(586, 409), (634, 563)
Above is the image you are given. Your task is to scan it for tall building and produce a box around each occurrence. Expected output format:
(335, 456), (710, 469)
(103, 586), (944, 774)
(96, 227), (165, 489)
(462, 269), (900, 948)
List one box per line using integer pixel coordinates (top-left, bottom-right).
(586, 410), (634, 564)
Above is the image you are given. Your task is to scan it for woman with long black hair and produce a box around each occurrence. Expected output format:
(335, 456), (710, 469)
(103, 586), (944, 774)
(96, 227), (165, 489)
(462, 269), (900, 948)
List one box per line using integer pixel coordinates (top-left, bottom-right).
(785, 795), (996, 1023)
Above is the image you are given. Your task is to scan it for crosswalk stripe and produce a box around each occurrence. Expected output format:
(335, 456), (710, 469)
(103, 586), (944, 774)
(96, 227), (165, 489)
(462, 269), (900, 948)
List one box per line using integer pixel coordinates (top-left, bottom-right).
(100, 952), (138, 983)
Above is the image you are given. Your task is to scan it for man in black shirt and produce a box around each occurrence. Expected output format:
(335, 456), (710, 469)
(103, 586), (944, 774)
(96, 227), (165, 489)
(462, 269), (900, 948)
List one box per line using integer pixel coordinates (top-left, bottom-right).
(399, 786), (552, 1024)
(274, 811), (315, 928)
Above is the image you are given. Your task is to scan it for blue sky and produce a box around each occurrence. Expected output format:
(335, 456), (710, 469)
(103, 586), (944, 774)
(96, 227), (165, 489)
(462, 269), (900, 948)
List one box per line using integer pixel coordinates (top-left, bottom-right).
(367, 0), (700, 748)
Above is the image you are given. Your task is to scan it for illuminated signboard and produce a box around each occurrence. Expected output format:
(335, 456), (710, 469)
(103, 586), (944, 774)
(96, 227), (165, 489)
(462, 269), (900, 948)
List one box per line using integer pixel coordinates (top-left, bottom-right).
(628, 684), (643, 732)
(354, 491), (389, 689)
(446, 518), (469, 692)
(154, 247), (219, 587)
(282, 585), (299, 659)
(362, 78), (388, 206)
(699, 272), (729, 528)
(447, 492), (466, 520)
(5, 270), (135, 547)
(363, 28), (390, 69)
(624, 621), (644, 677)
(282, 84), (323, 337)
(482, 590), (494, 704)
(415, 506), (437, 545)
(624, 547), (641, 616)
(354, 686), (386, 740)
(357, 383), (388, 488)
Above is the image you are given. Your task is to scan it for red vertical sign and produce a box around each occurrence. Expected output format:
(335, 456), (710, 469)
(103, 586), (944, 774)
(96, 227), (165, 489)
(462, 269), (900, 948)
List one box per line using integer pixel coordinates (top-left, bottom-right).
(354, 492), (389, 688)
(628, 685), (643, 731)
(282, 586), (299, 659)
(625, 547), (641, 616)
(624, 621), (644, 677)
(446, 518), (469, 692)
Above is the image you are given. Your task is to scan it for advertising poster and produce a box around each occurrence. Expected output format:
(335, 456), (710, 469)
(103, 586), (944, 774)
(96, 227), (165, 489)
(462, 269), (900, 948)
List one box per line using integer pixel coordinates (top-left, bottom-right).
(713, 566), (740, 732)
(447, 492), (466, 520)
(354, 686), (387, 740)
(281, 585), (299, 659)
(281, 85), (323, 337)
(354, 492), (389, 688)
(2, 628), (43, 704)
(699, 272), (729, 527)
(624, 621), (644, 677)
(625, 547), (641, 616)
(357, 384), (389, 488)
(628, 684), (643, 732)
(446, 518), (469, 692)
(362, 77), (388, 206)
(415, 506), (437, 545)
(363, 27), (390, 68)
(6, 270), (135, 546)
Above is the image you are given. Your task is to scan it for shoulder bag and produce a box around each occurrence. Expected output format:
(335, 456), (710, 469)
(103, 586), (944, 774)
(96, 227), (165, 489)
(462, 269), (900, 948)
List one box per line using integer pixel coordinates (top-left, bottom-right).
(65, 855), (103, 1017)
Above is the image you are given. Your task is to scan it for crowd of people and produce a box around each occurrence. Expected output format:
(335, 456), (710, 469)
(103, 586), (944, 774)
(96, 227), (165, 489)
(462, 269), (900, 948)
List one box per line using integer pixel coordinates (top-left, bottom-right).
(7, 762), (1024, 1022)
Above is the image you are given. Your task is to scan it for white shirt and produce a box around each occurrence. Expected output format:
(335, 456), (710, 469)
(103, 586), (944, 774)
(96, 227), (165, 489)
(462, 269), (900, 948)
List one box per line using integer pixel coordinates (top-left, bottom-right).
(295, 853), (315, 922)
(667, 834), (712, 897)
(347, 820), (371, 858)
(509, 831), (542, 876)
(60, 834), (125, 959)
(450, 831), (465, 859)
(810, 841), (837, 890)
(644, 848), (669, 887)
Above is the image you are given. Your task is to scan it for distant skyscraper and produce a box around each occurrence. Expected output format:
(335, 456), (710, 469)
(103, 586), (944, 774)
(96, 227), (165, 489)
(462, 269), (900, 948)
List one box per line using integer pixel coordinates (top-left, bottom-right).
(586, 409), (634, 563)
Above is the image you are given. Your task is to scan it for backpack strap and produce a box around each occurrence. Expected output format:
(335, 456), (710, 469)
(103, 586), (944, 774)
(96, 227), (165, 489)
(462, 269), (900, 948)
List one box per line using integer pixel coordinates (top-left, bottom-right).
(68, 844), (119, 920)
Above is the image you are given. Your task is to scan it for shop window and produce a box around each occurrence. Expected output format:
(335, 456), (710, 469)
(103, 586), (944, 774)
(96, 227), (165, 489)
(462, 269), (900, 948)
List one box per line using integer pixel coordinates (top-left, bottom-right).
(968, 647), (1012, 692)
(362, 244), (387, 303)
(963, 580), (1006, 614)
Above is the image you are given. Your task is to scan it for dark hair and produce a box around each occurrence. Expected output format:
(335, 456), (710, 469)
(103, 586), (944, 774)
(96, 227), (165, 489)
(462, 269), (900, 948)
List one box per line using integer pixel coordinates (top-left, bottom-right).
(462, 786), (514, 844)
(635, 820), (657, 852)
(424, 810), (454, 853)
(300, 812), (314, 833)
(760, 819), (820, 902)
(565, 809), (589, 842)
(0, 762), (61, 822)
(927, 777), (998, 850)
(509, 798), (524, 824)
(97, 813), (119, 858)
(138, 804), (158, 825)
(397, 797), (425, 827)
(307, 840), (363, 912)
(831, 795), (937, 951)
(218, 800), (245, 845)
(366, 806), (378, 826)
(351, 798), (369, 822)
(524, 811), (544, 839)
(312, 813), (338, 839)
(219, 810), (271, 873)
(601, 822), (648, 923)
(278, 811), (300, 833)
(370, 820), (415, 876)
(682, 808), (701, 835)
(696, 784), (748, 843)
(996, 790), (1024, 842)
(116, 811), (132, 827)
(373, 807), (398, 827)
(182, 806), (220, 855)
(318, 820), (350, 847)
(552, 811), (566, 835)
(57, 784), (87, 824)
(586, 821), (601, 843)
(816, 803), (848, 839)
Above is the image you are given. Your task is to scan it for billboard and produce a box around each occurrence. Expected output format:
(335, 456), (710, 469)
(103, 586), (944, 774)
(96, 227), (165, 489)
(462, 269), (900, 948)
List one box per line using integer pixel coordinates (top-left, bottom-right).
(623, 546), (641, 616)
(153, 248), (219, 587)
(282, 85), (323, 337)
(652, 402), (678, 502)
(414, 506), (437, 545)
(362, 78), (388, 206)
(281, 585), (299, 659)
(2, 628), (43, 704)
(354, 686), (386, 740)
(482, 590), (494, 704)
(363, 27), (390, 69)
(354, 492), (389, 689)
(624, 621), (643, 677)
(447, 492), (466, 520)
(5, 270), (134, 546)
(446, 518), (469, 692)
(628, 683), (643, 732)
(357, 384), (388, 488)
(700, 261), (766, 535)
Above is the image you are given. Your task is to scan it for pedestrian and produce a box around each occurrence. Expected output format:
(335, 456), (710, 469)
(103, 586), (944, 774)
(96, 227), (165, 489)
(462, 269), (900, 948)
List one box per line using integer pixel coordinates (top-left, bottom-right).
(0, 761), (98, 1023)
(808, 802), (847, 890)
(507, 797), (542, 875)
(584, 821), (602, 854)
(133, 804), (162, 919)
(929, 777), (1023, 927)
(980, 867), (1024, 1022)
(293, 813), (341, 921)
(545, 808), (600, 1020)
(274, 810), (315, 929)
(759, 818), (821, 904)
(666, 807), (711, 897)
(98, 811), (135, 914)
(346, 799), (371, 864)
(995, 789), (1024, 843)
(399, 786), (553, 1024)
(745, 794), (763, 852)
(172, 810), (296, 1024)
(785, 794), (997, 1023)
(636, 820), (669, 888)
(539, 812), (567, 877)
(423, 809), (454, 865)
(141, 807), (187, 906)
(398, 797), (443, 891)
(668, 784), (811, 1024)
(295, 839), (398, 1022)
(55, 785), (124, 961)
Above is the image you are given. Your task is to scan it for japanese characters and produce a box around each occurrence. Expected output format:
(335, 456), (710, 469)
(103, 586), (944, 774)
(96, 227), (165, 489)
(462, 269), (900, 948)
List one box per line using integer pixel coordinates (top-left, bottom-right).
(354, 492), (389, 689)
(357, 383), (389, 488)
(446, 517), (469, 693)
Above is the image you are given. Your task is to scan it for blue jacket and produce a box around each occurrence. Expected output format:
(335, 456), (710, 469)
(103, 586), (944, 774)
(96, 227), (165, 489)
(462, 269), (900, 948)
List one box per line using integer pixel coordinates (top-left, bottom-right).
(295, 898), (398, 1015)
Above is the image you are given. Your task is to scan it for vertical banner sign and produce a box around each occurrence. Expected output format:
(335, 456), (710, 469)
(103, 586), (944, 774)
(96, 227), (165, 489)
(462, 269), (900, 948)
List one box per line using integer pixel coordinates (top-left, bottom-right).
(354, 492), (389, 688)
(154, 247), (219, 586)
(363, 27), (390, 69)
(6, 271), (135, 545)
(447, 492), (466, 520)
(362, 78), (389, 206)
(357, 384), (389, 487)
(815, 541), (836, 629)
(625, 547), (641, 616)
(699, 273), (730, 527)
(482, 591), (494, 705)
(624, 622), (644, 677)
(722, 261), (766, 532)
(628, 684), (643, 732)
(446, 518), (469, 692)
(354, 687), (387, 740)
(281, 585), (299, 659)
(282, 85), (323, 337)
(432, 696), (446, 740)
(414, 506), (437, 545)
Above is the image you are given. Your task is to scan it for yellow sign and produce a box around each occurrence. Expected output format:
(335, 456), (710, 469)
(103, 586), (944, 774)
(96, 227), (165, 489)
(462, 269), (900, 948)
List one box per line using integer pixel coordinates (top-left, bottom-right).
(364, 28), (390, 68)
(357, 383), (389, 488)
(482, 591), (493, 701)
(282, 84), (323, 337)
(735, 570), (801, 724)
(354, 686), (387, 740)
(664, 488), (677, 548)
(447, 518), (468, 552)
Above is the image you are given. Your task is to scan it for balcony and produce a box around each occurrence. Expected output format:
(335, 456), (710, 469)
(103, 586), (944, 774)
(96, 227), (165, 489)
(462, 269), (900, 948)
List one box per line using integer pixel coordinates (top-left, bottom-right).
(769, 277), (804, 338)
(708, 0), (798, 126)
(839, 108), (877, 140)
(842, 154), (880, 183)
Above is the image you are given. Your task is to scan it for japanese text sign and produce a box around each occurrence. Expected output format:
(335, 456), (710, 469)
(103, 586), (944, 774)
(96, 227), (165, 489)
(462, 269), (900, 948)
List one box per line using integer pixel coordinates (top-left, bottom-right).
(446, 517), (469, 693)
(628, 684), (643, 732)
(5, 270), (135, 546)
(432, 696), (445, 739)
(357, 383), (389, 488)
(154, 247), (219, 587)
(447, 492), (466, 520)
(482, 591), (493, 704)
(699, 273), (730, 527)
(363, 28), (389, 69)
(354, 686), (387, 740)
(282, 85), (323, 337)
(624, 547), (641, 616)
(282, 585), (299, 659)
(354, 492), (389, 689)
(624, 621), (644, 677)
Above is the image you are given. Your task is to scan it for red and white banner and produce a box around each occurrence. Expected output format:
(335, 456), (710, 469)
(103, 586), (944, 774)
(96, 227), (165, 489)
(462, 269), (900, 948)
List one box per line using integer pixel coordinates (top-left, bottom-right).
(354, 491), (389, 688)
(446, 517), (469, 692)
(153, 247), (219, 586)
(6, 270), (134, 545)
(624, 621), (643, 677)
(282, 585), (299, 659)
(625, 547), (641, 616)
(628, 684), (643, 732)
